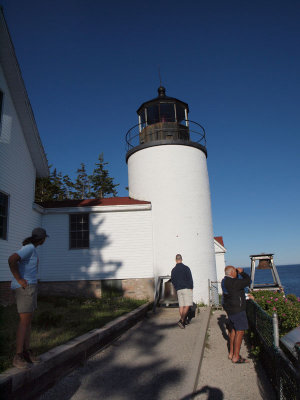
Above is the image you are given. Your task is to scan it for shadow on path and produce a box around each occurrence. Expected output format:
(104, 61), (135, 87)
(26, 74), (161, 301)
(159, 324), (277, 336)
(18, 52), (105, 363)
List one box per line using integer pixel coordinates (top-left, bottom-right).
(217, 314), (230, 353)
(39, 311), (187, 400)
(181, 385), (224, 399)
(216, 311), (276, 400)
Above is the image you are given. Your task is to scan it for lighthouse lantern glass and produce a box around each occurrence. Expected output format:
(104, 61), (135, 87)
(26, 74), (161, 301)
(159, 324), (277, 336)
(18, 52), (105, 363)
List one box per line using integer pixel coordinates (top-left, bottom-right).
(176, 104), (186, 124)
(139, 110), (146, 129)
(147, 105), (159, 125)
(159, 103), (175, 122)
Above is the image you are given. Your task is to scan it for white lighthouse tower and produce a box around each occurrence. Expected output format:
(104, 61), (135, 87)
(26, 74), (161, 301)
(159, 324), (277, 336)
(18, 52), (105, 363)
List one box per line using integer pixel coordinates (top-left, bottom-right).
(126, 87), (217, 303)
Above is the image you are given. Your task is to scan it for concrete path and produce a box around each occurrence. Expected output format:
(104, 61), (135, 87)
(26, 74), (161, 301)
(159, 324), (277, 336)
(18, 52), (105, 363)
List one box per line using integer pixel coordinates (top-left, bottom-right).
(37, 308), (277, 400)
(38, 307), (209, 400)
(194, 309), (276, 400)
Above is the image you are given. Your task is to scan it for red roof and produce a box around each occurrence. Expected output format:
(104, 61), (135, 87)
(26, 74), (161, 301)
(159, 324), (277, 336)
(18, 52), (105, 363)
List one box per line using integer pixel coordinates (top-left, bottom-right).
(214, 236), (225, 247)
(37, 197), (150, 208)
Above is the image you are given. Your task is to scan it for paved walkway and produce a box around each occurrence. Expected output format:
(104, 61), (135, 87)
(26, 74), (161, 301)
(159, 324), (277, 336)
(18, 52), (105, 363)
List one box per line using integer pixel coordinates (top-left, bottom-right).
(194, 309), (276, 400)
(38, 307), (208, 400)
(37, 308), (276, 400)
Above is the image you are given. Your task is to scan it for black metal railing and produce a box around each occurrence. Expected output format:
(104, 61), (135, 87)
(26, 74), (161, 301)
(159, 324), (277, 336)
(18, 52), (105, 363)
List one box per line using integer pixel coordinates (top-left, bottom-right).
(247, 300), (300, 399)
(125, 120), (206, 151)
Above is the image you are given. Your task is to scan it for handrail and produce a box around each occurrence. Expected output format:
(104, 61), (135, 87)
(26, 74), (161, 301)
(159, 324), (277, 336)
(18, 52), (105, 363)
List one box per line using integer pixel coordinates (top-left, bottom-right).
(125, 120), (206, 151)
(152, 275), (171, 313)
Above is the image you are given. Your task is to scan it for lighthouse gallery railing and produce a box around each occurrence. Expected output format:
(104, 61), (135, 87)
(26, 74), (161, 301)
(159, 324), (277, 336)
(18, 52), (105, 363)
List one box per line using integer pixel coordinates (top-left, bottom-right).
(126, 120), (206, 151)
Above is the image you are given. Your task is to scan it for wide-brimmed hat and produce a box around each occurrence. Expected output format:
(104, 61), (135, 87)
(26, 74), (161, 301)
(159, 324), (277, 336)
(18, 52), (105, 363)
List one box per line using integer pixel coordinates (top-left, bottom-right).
(32, 227), (49, 240)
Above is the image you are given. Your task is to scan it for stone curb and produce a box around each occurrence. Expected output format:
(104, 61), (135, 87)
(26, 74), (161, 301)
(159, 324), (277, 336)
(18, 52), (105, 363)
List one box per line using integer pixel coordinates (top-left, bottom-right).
(0, 302), (151, 400)
(192, 307), (212, 392)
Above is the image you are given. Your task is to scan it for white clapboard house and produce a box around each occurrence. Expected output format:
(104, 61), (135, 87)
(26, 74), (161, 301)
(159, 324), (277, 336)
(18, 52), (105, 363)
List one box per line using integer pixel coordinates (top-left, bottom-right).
(0, 9), (226, 305)
(0, 9), (48, 303)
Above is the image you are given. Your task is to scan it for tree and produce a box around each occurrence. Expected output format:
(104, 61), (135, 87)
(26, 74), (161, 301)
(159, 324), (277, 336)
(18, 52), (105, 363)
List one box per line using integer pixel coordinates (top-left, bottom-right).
(73, 163), (92, 199)
(35, 154), (119, 202)
(35, 166), (66, 202)
(35, 176), (53, 202)
(62, 174), (75, 199)
(50, 169), (66, 200)
(90, 154), (119, 198)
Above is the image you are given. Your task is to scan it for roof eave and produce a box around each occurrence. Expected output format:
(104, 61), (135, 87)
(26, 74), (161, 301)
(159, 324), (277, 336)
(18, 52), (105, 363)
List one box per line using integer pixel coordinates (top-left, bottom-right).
(214, 238), (227, 252)
(0, 8), (49, 177)
(33, 203), (152, 214)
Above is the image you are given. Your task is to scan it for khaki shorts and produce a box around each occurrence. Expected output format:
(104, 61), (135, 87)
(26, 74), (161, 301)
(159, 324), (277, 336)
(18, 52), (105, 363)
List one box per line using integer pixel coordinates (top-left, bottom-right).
(177, 288), (193, 307)
(14, 284), (38, 313)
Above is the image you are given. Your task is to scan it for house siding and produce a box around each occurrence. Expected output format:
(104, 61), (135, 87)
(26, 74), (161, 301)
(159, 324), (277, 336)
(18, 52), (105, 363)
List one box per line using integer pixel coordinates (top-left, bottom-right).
(215, 252), (226, 282)
(39, 209), (154, 282)
(0, 65), (42, 282)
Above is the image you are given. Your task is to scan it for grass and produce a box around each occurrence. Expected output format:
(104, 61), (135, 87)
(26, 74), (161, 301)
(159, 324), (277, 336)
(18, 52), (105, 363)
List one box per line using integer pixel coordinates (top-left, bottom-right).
(205, 330), (210, 349)
(0, 296), (147, 373)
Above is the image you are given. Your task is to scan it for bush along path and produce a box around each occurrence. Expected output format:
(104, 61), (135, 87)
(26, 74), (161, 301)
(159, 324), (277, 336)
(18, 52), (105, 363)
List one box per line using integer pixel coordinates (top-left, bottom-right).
(251, 290), (300, 336)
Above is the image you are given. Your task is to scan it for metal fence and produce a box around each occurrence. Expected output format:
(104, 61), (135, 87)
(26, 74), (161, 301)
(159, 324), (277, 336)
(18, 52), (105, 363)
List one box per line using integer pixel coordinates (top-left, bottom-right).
(246, 300), (300, 400)
(210, 281), (300, 398)
(208, 280), (222, 308)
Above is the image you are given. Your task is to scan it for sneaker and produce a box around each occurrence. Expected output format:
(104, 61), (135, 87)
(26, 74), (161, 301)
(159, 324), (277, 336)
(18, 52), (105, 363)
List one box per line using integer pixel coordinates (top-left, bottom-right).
(23, 349), (41, 364)
(13, 353), (31, 369)
(177, 320), (185, 329)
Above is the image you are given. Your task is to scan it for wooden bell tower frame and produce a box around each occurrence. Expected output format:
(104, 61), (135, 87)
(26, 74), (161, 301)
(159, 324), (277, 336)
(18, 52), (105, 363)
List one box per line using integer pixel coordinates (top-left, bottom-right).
(250, 253), (284, 292)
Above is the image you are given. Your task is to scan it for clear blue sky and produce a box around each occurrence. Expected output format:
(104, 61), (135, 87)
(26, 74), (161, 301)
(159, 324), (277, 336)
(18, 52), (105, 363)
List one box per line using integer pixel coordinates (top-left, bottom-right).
(2, 0), (300, 266)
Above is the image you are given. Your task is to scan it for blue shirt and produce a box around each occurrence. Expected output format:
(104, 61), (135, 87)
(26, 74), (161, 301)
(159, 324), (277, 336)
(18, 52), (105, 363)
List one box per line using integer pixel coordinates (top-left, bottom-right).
(11, 244), (39, 289)
(171, 263), (193, 291)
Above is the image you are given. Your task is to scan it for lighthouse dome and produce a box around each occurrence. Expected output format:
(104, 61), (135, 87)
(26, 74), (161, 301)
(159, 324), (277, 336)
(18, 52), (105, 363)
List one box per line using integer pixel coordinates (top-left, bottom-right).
(126, 87), (206, 162)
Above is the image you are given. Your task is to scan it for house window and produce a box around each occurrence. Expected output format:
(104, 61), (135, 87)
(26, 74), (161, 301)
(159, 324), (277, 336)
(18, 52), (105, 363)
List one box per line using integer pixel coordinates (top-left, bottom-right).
(0, 192), (9, 240)
(69, 213), (89, 249)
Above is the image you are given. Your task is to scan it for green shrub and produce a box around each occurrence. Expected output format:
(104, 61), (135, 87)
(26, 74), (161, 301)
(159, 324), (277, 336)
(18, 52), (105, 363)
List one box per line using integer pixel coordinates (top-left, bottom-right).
(251, 290), (300, 336)
(286, 294), (298, 303)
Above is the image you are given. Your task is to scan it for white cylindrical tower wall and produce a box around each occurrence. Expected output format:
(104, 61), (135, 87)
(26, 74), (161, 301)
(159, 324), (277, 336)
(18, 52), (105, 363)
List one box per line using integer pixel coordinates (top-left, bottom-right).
(128, 144), (217, 304)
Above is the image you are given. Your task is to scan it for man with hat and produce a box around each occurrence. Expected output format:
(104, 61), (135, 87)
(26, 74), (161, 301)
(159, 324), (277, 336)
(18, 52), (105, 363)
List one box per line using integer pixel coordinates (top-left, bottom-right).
(8, 227), (48, 369)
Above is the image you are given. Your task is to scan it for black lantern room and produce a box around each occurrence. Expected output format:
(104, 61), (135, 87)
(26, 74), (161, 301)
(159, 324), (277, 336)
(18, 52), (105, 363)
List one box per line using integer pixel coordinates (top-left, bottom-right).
(137, 86), (190, 143)
(126, 87), (207, 161)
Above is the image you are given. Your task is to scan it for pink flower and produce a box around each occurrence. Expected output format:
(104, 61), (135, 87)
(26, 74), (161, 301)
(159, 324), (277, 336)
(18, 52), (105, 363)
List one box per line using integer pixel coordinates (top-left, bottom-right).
(273, 307), (276, 311)
(297, 298), (300, 302)
(282, 313), (286, 317)
(270, 297), (273, 300)
(274, 298), (278, 301)
(285, 299), (288, 303)
(262, 296), (264, 299)
(267, 300), (271, 303)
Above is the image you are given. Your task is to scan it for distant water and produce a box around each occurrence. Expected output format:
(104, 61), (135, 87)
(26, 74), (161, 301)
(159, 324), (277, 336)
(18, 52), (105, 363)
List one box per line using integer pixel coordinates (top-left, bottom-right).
(244, 264), (300, 297)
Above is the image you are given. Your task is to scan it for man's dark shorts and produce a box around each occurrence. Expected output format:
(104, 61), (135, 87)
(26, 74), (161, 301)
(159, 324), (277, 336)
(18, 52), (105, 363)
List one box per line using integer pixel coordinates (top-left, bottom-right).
(228, 310), (248, 331)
